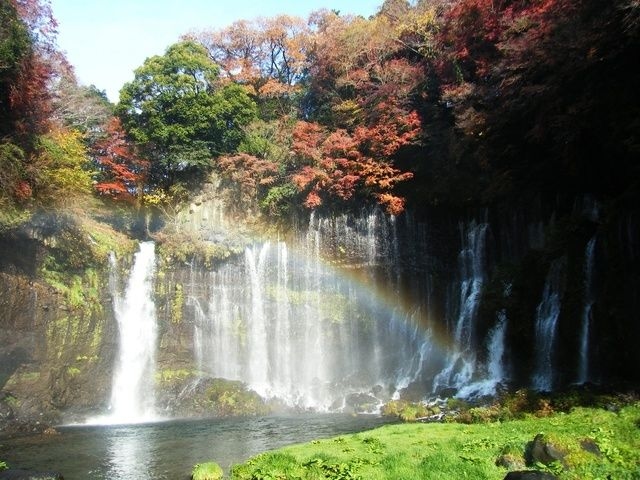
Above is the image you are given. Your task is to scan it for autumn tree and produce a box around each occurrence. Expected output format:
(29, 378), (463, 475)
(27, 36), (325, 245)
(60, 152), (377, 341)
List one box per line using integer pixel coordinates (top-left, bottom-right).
(117, 40), (257, 188)
(31, 127), (93, 209)
(188, 15), (312, 119)
(1, 0), (60, 222)
(0, 0), (32, 139)
(3, 0), (57, 142)
(51, 60), (113, 144)
(289, 120), (417, 215)
(92, 117), (148, 204)
(289, 10), (424, 214)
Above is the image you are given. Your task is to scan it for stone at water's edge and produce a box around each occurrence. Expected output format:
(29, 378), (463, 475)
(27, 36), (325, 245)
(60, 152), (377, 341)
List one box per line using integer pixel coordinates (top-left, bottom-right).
(0, 470), (64, 480)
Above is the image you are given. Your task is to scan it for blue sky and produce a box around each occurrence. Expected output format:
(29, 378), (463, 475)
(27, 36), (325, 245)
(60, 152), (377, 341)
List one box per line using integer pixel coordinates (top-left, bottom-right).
(51, 0), (383, 102)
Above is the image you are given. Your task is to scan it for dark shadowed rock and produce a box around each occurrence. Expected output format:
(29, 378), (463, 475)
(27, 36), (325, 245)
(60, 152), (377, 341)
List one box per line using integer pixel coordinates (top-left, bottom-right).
(580, 438), (602, 457)
(525, 434), (567, 468)
(0, 470), (64, 480)
(504, 471), (559, 480)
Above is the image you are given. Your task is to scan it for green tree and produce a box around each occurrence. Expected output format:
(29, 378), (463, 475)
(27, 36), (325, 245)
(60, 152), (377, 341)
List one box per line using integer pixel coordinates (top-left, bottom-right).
(117, 40), (257, 188)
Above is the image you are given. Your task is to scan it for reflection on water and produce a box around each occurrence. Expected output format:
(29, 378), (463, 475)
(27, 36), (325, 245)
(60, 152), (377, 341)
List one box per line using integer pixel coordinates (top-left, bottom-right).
(0, 414), (391, 480)
(107, 428), (154, 479)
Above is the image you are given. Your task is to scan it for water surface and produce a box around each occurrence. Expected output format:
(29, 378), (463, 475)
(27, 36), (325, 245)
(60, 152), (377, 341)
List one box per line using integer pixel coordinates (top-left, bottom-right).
(0, 414), (391, 479)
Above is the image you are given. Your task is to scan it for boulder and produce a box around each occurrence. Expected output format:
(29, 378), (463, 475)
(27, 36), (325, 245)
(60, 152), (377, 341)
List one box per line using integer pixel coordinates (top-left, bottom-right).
(496, 454), (526, 470)
(525, 434), (567, 468)
(580, 438), (602, 457)
(504, 471), (558, 480)
(0, 470), (64, 480)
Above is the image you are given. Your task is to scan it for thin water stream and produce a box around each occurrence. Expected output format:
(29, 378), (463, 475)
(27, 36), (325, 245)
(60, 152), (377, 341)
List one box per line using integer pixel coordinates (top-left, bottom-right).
(0, 415), (391, 480)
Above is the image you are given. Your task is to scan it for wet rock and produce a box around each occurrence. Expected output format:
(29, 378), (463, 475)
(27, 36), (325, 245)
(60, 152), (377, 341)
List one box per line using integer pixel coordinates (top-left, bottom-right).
(345, 393), (379, 413)
(504, 472), (558, 480)
(0, 470), (64, 480)
(434, 387), (458, 399)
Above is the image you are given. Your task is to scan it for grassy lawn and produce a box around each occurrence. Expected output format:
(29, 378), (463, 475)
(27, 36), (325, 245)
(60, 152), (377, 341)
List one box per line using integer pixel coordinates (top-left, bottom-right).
(228, 404), (640, 479)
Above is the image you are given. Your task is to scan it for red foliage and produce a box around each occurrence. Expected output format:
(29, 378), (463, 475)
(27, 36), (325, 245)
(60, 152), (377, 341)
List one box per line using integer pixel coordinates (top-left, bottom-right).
(14, 181), (33, 201)
(7, 0), (59, 140)
(218, 153), (280, 208)
(219, 153), (279, 189)
(290, 118), (417, 215)
(439, 0), (580, 81)
(93, 118), (149, 202)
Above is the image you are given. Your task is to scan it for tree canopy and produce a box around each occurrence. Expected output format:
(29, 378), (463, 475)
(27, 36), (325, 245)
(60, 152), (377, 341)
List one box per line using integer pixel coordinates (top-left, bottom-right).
(1, 0), (638, 226)
(117, 41), (257, 188)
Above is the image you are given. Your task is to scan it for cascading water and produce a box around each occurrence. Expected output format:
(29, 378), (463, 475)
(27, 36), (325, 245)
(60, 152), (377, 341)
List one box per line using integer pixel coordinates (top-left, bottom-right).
(190, 209), (429, 411)
(577, 237), (597, 384)
(531, 257), (566, 391)
(457, 309), (508, 398)
(432, 221), (489, 395)
(102, 241), (158, 424)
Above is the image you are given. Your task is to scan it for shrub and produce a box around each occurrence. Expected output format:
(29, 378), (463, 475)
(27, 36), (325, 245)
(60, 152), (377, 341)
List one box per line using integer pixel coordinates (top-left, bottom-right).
(382, 400), (430, 421)
(192, 461), (223, 480)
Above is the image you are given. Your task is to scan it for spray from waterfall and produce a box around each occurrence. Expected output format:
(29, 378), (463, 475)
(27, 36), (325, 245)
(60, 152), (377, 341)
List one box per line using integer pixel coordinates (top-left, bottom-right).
(190, 209), (429, 411)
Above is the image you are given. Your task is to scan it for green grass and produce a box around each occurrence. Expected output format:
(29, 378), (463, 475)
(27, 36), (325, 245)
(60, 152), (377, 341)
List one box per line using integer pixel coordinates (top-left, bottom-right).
(229, 404), (640, 479)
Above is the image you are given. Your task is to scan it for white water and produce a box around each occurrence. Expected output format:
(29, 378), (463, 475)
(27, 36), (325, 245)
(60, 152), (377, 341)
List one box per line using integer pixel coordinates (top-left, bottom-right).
(191, 210), (429, 411)
(532, 257), (566, 391)
(433, 221), (489, 394)
(577, 237), (596, 384)
(90, 242), (158, 424)
(457, 309), (508, 398)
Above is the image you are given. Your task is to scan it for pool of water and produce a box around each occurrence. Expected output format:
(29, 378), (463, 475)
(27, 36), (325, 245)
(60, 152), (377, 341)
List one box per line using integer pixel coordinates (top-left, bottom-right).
(0, 414), (391, 479)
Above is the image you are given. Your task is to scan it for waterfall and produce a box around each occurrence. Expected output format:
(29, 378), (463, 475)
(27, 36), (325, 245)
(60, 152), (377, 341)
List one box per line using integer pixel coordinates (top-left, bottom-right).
(531, 257), (566, 391)
(457, 310), (508, 398)
(577, 237), (597, 384)
(432, 221), (489, 395)
(190, 209), (429, 411)
(105, 241), (158, 424)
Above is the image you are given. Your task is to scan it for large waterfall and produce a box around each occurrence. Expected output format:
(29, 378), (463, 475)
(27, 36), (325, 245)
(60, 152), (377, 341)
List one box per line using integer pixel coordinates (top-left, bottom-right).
(92, 204), (618, 420)
(189, 211), (429, 410)
(98, 242), (159, 424)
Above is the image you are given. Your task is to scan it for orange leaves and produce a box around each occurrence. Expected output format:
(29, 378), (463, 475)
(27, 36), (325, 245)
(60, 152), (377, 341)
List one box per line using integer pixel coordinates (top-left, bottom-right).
(354, 108), (421, 157)
(292, 121), (325, 162)
(375, 193), (407, 216)
(93, 117), (149, 202)
(289, 119), (416, 214)
(218, 153), (279, 208)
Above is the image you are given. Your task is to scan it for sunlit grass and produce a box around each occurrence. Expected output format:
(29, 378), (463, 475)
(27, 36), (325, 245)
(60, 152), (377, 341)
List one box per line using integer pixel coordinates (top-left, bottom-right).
(229, 404), (640, 479)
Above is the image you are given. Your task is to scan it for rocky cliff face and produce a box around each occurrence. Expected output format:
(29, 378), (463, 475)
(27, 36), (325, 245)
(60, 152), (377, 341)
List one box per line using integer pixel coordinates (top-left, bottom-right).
(0, 269), (116, 431)
(0, 216), (129, 433)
